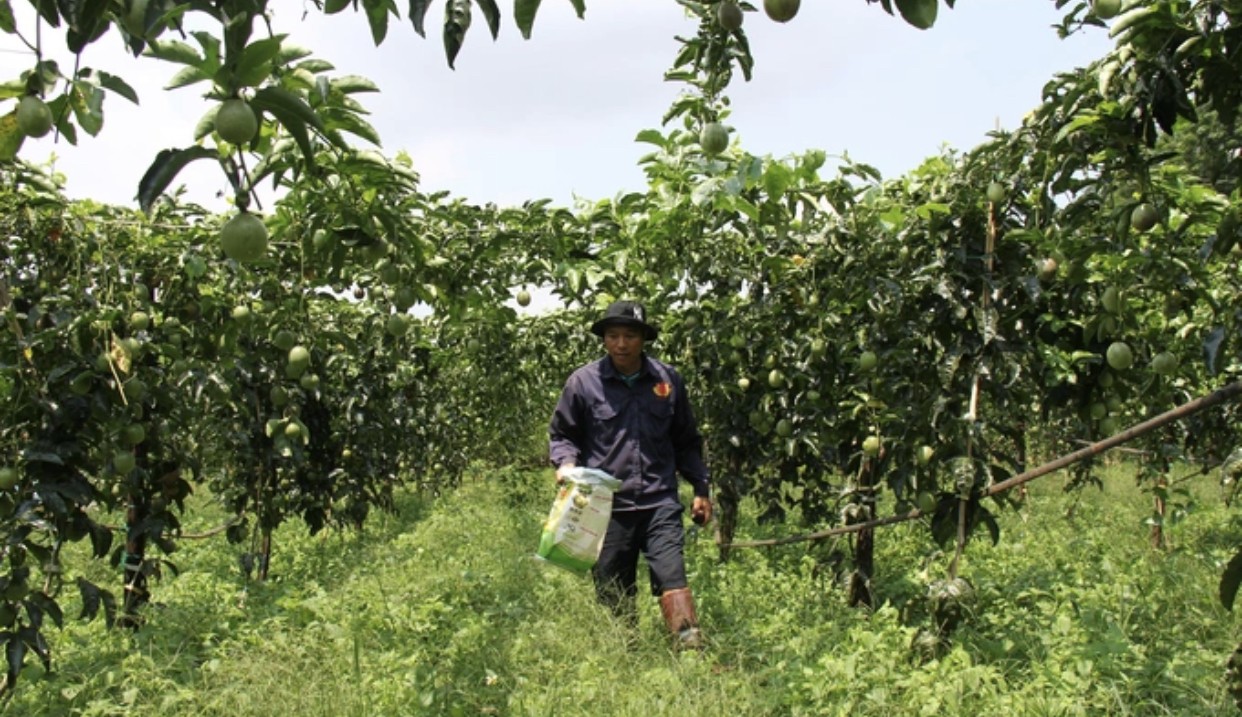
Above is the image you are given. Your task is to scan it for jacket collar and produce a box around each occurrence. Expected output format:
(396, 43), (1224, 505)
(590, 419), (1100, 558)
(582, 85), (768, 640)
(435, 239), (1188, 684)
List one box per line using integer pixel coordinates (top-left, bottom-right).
(600, 354), (648, 379)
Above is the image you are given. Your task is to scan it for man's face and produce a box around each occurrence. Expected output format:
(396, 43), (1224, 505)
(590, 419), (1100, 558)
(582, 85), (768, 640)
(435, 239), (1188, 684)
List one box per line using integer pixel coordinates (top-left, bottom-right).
(603, 325), (645, 374)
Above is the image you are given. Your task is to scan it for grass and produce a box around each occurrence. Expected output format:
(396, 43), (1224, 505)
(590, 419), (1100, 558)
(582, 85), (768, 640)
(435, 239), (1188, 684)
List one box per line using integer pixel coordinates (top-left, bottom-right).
(3, 460), (1242, 716)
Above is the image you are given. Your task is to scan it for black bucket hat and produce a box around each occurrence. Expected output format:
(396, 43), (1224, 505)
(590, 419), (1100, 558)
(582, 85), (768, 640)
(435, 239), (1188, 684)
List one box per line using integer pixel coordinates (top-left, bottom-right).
(590, 300), (658, 341)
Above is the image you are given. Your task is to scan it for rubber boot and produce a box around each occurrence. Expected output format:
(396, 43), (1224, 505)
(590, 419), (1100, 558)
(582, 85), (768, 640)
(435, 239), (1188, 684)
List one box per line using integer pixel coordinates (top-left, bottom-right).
(659, 587), (705, 650)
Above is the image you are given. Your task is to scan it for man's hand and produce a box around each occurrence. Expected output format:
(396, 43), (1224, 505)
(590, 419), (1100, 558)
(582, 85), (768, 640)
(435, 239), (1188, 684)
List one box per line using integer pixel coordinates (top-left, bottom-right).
(555, 464), (576, 485)
(691, 496), (712, 525)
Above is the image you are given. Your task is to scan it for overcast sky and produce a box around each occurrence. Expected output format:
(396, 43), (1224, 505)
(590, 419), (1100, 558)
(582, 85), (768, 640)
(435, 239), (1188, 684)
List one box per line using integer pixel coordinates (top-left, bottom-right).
(2, 1), (1114, 211)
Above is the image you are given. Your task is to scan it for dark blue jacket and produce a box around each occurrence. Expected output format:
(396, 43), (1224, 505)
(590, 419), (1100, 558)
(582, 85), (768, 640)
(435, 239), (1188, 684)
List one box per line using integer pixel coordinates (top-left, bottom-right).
(549, 354), (711, 511)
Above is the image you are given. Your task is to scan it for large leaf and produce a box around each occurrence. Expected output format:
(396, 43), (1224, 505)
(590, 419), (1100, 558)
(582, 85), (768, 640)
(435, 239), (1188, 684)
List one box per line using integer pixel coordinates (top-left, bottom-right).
(69, 81), (104, 137)
(409, 0), (431, 36)
(1221, 549), (1242, 610)
(30, 0), (58, 27)
(4, 632), (23, 691)
(144, 39), (203, 66)
(95, 71), (139, 104)
(64, 0), (111, 54)
(514, 0), (541, 39)
(894, 0), (937, 29)
(475, 0), (500, 39)
(234, 35), (285, 88)
(444, 0), (472, 69)
(363, 0), (390, 45)
(26, 591), (62, 629)
(0, 112), (23, 162)
(136, 146), (217, 213)
(330, 75), (380, 94)
(250, 86), (326, 164)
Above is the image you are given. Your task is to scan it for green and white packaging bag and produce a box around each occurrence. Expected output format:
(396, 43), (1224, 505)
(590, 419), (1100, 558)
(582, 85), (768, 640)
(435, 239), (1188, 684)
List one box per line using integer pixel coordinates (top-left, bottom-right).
(536, 468), (621, 573)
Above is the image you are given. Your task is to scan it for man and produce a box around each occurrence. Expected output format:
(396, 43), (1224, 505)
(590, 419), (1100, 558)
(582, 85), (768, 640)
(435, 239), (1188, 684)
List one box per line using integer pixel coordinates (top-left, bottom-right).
(548, 300), (712, 649)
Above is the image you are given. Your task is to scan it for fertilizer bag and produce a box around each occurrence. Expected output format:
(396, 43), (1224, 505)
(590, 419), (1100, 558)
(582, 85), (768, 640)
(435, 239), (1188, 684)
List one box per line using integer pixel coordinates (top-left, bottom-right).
(536, 467), (621, 573)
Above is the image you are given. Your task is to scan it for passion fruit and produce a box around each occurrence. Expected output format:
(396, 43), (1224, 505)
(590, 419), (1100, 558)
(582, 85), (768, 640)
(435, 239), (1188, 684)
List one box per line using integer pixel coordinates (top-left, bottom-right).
(1130, 203), (1159, 233)
(286, 345), (311, 378)
(1150, 351), (1178, 376)
(215, 98), (259, 145)
(220, 212), (268, 263)
(1093, 0), (1122, 19)
(700, 122), (729, 155)
(717, 1), (744, 30)
(1105, 341), (1134, 371)
(763, 0), (800, 23)
(16, 96), (54, 138)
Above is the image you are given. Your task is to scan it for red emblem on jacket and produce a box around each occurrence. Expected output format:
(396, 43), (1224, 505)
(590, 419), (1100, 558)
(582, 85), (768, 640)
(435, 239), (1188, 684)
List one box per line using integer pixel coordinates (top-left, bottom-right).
(654, 382), (672, 399)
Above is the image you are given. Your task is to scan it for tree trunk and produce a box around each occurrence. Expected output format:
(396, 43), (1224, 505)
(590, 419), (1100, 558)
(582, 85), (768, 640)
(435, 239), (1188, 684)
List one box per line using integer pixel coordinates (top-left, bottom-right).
(120, 496), (149, 628)
(715, 453), (742, 563)
(258, 528), (273, 582)
(848, 458), (876, 608)
(1150, 474), (1167, 550)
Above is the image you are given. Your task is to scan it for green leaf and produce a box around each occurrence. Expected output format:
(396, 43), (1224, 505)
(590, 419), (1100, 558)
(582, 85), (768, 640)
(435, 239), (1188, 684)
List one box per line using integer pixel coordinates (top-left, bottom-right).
(165, 66), (209, 90)
(96, 71), (139, 104)
(250, 86), (322, 131)
(69, 81), (104, 137)
(26, 591), (62, 629)
(30, 0), (58, 27)
(235, 35), (285, 88)
(77, 576), (104, 622)
(0, 113), (24, 161)
(65, 0), (111, 54)
(514, 0), (541, 39)
(363, 0), (390, 45)
(930, 496), (957, 547)
(23, 451), (64, 465)
(409, 0), (431, 37)
(444, 0), (472, 69)
(331, 75), (380, 94)
(144, 39), (204, 66)
(634, 129), (666, 149)
(324, 0), (353, 12)
(5, 634), (24, 690)
(894, 0), (937, 29)
(251, 86), (325, 163)
(276, 45), (315, 65)
(295, 58), (336, 74)
(1054, 113), (1099, 145)
(474, 0), (500, 39)
(327, 111), (382, 146)
(136, 146), (216, 213)
(974, 505), (1000, 546)
(87, 518), (113, 560)
(1221, 548), (1242, 610)
(0, 2), (14, 33)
